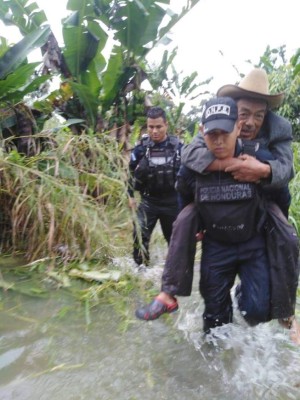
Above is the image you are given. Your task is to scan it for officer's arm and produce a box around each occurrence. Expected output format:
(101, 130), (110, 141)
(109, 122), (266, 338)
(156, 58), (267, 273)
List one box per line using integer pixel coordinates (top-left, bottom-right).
(181, 133), (246, 173)
(181, 134), (215, 173)
(176, 166), (196, 210)
(127, 148), (139, 199)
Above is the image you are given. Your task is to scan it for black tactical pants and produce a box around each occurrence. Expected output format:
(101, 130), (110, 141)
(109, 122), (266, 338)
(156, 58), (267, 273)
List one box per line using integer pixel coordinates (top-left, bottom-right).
(133, 196), (179, 266)
(200, 234), (271, 332)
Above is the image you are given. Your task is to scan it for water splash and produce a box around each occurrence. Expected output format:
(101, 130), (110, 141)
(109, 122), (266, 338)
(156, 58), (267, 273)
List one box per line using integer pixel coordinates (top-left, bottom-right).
(176, 298), (300, 400)
(113, 250), (300, 399)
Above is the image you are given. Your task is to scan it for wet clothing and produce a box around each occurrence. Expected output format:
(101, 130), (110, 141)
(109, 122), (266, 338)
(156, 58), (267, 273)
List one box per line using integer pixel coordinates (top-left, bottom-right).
(161, 202), (299, 322)
(169, 111), (294, 297)
(133, 197), (179, 265)
(161, 203), (199, 295)
(264, 201), (300, 319)
(181, 111), (294, 188)
(161, 137), (292, 297)
(128, 135), (182, 265)
(128, 135), (181, 198)
(179, 139), (291, 221)
(163, 139), (293, 331)
(201, 233), (271, 331)
(175, 142), (271, 331)
(180, 139), (290, 218)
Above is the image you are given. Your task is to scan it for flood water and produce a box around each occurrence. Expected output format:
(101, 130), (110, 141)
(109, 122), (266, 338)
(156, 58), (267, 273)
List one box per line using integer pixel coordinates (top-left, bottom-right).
(1, 251), (300, 400)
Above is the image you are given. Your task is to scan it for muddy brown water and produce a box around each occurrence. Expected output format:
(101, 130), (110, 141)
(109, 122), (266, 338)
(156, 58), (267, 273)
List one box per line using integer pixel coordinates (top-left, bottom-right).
(1, 253), (300, 400)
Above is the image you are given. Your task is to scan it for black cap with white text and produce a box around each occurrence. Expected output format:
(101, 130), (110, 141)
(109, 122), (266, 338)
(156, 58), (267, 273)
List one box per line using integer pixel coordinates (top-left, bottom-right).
(202, 97), (238, 135)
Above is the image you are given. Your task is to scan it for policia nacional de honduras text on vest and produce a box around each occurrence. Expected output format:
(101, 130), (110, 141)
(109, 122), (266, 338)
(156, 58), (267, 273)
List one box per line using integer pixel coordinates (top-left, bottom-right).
(133, 135), (181, 196)
(196, 174), (261, 243)
(195, 139), (262, 243)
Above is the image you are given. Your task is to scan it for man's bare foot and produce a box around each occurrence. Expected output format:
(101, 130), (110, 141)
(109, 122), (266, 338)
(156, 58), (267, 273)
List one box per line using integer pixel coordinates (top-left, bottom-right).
(156, 292), (177, 306)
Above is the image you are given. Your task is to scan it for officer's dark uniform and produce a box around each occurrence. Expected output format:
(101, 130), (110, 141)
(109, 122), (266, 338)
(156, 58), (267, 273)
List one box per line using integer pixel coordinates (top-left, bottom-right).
(128, 135), (182, 266)
(174, 140), (291, 333)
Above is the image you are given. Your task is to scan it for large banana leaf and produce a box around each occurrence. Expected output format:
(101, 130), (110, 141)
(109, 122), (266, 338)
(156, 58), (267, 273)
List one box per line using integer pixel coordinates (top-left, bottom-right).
(63, 0), (108, 79)
(0, 62), (39, 95)
(112, 0), (167, 56)
(69, 81), (99, 128)
(1, 75), (50, 105)
(62, 24), (106, 79)
(99, 0), (202, 115)
(101, 45), (138, 112)
(109, 0), (201, 58)
(81, 55), (104, 98)
(0, 25), (51, 79)
(66, 0), (94, 15)
(0, 0), (47, 35)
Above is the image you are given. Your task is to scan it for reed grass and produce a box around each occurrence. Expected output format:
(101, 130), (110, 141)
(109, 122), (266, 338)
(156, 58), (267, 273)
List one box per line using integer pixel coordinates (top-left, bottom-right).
(0, 128), (131, 264)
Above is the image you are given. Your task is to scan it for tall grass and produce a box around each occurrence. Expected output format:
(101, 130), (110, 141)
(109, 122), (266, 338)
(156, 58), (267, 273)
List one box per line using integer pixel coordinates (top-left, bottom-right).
(0, 129), (131, 264)
(1, 129), (299, 271)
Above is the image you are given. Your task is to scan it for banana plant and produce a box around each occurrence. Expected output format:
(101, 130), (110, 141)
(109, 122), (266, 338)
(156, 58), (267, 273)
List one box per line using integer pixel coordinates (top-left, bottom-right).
(0, 0), (47, 35)
(0, 0), (202, 134)
(0, 25), (51, 151)
(100, 1), (201, 107)
(99, 0), (202, 145)
(0, 25), (51, 82)
(59, 0), (108, 128)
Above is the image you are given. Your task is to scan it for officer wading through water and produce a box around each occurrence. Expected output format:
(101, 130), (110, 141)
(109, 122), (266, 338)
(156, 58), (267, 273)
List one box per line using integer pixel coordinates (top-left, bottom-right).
(128, 107), (183, 268)
(135, 97), (300, 339)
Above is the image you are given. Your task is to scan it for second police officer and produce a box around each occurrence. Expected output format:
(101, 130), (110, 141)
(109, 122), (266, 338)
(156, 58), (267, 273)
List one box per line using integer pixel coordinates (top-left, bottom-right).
(128, 107), (182, 268)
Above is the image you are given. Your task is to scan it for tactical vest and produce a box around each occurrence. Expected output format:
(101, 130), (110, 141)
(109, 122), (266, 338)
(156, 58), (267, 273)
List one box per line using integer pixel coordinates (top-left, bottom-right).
(195, 173), (261, 243)
(134, 135), (181, 195)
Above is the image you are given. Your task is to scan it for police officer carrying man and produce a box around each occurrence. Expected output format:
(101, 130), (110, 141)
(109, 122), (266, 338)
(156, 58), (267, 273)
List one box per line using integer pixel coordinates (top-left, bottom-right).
(128, 107), (182, 268)
(136, 97), (300, 341)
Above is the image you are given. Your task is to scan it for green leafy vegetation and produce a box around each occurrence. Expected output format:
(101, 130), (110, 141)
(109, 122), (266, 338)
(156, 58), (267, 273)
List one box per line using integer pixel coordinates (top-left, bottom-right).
(0, 2), (299, 322)
(0, 126), (130, 262)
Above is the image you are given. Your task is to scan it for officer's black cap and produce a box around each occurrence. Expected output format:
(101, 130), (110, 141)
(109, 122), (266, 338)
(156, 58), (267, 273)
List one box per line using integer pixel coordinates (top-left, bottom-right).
(202, 97), (238, 135)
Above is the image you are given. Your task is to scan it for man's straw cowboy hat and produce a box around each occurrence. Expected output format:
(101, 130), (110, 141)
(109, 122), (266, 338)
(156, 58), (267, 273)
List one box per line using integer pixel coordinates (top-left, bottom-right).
(217, 68), (284, 109)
